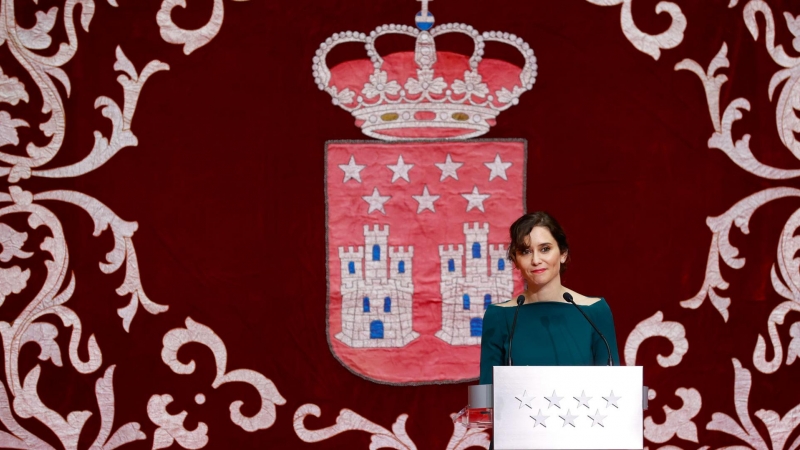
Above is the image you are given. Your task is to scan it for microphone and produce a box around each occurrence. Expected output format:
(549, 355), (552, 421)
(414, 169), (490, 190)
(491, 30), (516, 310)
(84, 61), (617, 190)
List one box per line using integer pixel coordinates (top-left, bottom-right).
(507, 295), (526, 366)
(562, 292), (613, 366)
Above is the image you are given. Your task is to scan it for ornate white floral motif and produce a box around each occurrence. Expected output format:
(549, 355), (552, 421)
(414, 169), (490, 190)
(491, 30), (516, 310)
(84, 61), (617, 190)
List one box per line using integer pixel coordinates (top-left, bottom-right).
(707, 359), (800, 450)
(444, 413), (490, 450)
(34, 47), (169, 179)
(294, 404), (490, 450)
(148, 394), (209, 450)
(678, 187), (800, 321)
(0, 1), (177, 447)
(362, 70), (402, 99)
(743, 1), (800, 163)
(0, 110), (28, 148)
(404, 69), (447, 96)
(585, 0), (686, 60)
(295, 404), (407, 449)
(452, 70), (489, 99)
(676, 43), (800, 179)
(0, 66), (29, 105)
(644, 388), (701, 444)
(0, 185), (159, 449)
(157, 0), (250, 55)
(753, 300), (800, 374)
(150, 317), (286, 447)
(624, 311), (688, 368)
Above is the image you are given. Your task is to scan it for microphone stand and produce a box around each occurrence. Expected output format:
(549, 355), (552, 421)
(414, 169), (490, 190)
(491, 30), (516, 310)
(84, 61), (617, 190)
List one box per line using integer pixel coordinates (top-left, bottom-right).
(506, 295), (526, 366)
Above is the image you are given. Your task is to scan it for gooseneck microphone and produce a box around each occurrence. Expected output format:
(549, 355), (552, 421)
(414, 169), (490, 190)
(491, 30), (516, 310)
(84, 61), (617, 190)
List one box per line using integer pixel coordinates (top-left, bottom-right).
(506, 295), (526, 366)
(562, 292), (613, 366)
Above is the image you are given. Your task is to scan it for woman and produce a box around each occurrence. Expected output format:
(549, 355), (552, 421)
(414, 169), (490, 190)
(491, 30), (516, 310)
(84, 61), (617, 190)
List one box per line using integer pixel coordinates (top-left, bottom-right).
(479, 211), (620, 385)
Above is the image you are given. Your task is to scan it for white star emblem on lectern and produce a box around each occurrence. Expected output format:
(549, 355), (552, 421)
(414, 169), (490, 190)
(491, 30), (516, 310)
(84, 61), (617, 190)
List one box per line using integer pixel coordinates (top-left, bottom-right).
(544, 390), (563, 409)
(558, 409), (578, 427)
(602, 391), (621, 409)
(530, 409), (549, 428)
(514, 390), (535, 409)
(574, 390), (592, 409)
(588, 409), (607, 427)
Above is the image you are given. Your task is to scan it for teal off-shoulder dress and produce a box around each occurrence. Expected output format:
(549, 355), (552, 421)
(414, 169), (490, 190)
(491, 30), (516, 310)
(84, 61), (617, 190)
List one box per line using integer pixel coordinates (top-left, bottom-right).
(479, 298), (621, 385)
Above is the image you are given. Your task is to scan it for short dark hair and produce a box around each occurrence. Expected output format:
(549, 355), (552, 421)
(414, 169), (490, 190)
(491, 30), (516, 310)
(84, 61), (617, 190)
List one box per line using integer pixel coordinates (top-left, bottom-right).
(507, 211), (570, 273)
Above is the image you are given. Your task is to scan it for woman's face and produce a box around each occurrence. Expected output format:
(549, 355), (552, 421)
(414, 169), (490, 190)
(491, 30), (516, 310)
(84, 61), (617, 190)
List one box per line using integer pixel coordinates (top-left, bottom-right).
(513, 226), (567, 288)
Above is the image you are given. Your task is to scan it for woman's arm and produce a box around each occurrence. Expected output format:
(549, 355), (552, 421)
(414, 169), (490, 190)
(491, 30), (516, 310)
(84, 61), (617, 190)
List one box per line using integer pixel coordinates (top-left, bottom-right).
(479, 305), (509, 384)
(591, 299), (621, 366)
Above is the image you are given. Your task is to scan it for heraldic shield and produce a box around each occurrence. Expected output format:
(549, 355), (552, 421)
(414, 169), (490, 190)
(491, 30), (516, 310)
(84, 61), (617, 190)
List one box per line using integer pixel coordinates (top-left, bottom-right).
(317, 2), (536, 383)
(326, 140), (525, 383)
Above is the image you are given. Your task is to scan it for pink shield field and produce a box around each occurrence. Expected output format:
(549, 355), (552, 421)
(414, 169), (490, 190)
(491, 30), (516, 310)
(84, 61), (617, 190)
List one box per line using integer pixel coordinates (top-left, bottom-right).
(326, 139), (525, 383)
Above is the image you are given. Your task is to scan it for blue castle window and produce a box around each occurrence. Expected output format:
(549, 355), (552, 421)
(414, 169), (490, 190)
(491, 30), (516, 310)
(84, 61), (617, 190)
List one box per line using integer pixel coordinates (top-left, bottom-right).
(384, 297), (392, 313)
(398, 261), (405, 273)
(470, 318), (483, 337)
(472, 242), (481, 259)
(463, 294), (471, 310)
(484, 294), (492, 309)
(498, 259), (505, 271)
(370, 321), (384, 339)
(372, 245), (381, 261)
(348, 261), (355, 274)
(448, 259), (455, 272)
(363, 297), (370, 313)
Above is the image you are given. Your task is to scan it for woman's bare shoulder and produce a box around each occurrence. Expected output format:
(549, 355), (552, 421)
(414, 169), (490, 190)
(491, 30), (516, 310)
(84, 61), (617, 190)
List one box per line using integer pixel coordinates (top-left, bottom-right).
(564, 289), (603, 306)
(494, 299), (518, 308)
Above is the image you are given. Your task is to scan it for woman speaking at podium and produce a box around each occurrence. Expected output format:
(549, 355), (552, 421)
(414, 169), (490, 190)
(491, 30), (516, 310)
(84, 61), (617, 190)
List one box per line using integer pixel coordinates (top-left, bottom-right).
(479, 212), (620, 385)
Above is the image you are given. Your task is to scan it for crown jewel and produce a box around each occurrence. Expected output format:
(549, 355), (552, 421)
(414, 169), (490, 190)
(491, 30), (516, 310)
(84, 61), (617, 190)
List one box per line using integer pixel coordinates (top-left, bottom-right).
(312, 3), (537, 140)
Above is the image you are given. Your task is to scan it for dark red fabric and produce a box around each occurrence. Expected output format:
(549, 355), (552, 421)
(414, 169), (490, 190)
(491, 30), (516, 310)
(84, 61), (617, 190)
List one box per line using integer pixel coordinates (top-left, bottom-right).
(2, 0), (799, 448)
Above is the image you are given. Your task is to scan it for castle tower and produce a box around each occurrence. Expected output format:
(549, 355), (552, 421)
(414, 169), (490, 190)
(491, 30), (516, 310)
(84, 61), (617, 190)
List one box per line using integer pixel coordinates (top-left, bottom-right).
(363, 224), (389, 281)
(336, 225), (419, 348)
(339, 246), (364, 288)
(436, 222), (514, 346)
(389, 246), (413, 282)
(489, 244), (510, 276)
(463, 222), (489, 278)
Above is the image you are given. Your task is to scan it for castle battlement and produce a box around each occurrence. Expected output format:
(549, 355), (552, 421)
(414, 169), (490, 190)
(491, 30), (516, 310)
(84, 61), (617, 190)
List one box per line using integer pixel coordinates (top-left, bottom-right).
(339, 246), (365, 259)
(438, 244), (464, 257)
(363, 224), (390, 237)
(489, 244), (506, 253)
(389, 246), (414, 258)
(463, 222), (489, 234)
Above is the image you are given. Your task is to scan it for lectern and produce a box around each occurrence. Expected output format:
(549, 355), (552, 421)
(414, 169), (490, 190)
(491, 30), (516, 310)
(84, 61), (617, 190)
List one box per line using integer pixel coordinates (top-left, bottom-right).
(457, 366), (645, 450)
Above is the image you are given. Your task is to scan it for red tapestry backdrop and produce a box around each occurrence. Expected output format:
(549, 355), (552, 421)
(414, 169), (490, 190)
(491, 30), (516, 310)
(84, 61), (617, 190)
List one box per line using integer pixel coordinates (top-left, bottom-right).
(1, 0), (799, 448)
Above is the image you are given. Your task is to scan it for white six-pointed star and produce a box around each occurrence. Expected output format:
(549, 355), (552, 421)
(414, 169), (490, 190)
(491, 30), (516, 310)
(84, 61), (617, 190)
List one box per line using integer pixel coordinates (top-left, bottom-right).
(362, 187), (391, 215)
(515, 390), (535, 410)
(461, 186), (491, 212)
(574, 390), (592, 409)
(339, 155), (366, 183)
(588, 409), (607, 427)
(411, 185), (440, 213)
(530, 409), (549, 428)
(484, 153), (512, 181)
(434, 153), (464, 181)
(602, 391), (621, 409)
(558, 409), (578, 427)
(544, 390), (563, 409)
(387, 155), (414, 183)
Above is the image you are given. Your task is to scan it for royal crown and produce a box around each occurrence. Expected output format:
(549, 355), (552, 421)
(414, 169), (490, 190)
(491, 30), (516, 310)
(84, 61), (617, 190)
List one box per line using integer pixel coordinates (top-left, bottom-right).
(312, 3), (537, 140)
